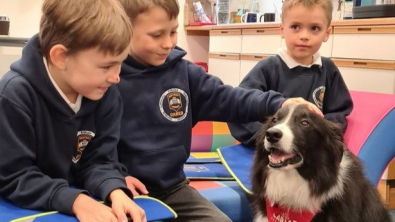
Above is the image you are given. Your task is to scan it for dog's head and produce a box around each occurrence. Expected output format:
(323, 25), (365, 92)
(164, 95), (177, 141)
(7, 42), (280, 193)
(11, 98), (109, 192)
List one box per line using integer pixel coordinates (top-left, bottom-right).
(254, 104), (344, 178)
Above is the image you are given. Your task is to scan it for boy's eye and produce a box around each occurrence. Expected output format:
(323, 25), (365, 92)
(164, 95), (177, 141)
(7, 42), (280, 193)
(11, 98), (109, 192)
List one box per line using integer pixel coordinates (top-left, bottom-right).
(151, 34), (162, 38)
(102, 65), (112, 70)
(311, 26), (320, 31)
(291, 25), (299, 30)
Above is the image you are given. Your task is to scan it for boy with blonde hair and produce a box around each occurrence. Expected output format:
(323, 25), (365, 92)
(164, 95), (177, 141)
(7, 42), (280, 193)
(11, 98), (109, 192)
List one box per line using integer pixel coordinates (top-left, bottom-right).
(0, 0), (146, 221)
(229, 0), (353, 146)
(115, 0), (322, 221)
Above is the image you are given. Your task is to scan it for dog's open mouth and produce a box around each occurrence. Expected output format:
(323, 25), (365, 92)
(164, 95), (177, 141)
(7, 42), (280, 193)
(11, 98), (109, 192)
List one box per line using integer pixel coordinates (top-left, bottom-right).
(268, 148), (302, 168)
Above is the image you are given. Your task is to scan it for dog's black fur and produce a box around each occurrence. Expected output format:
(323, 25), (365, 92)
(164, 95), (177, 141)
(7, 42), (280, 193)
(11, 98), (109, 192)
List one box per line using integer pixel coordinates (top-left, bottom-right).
(251, 104), (391, 222)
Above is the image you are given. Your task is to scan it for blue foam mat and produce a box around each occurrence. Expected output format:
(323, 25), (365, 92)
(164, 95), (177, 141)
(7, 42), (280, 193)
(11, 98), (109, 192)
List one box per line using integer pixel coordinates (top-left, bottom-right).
(217, 145), (255, 193)
(358, 109), (395, 185)
(198, 181), (253, 222)
(184, 163), (234, 180)
(0, 196), (176, 222)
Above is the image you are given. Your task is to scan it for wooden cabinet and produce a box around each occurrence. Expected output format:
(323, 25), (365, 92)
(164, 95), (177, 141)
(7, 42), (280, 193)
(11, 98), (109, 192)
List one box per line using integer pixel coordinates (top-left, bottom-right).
(240, 54), (269, 81)
(209, 30), (242, 53)
(332, 25), (395, 61)
(241, 28), (281, 55)
(333, 59), (395, 94)
(208, 53), (240, 87)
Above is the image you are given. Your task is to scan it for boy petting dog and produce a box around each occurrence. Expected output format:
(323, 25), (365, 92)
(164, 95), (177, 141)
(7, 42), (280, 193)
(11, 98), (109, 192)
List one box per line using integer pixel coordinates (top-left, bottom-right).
(115, 0), (322, 221)
(0, 0), (145, 221)
(229, 0), (353, 146)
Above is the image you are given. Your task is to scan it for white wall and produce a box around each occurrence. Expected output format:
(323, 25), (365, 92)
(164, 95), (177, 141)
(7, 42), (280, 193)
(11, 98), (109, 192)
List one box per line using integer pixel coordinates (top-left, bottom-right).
(177, 1), (209, 63)
(0, 0), (42, 37)
(0, 0), (208, 77)
(0, 0), (42, 77)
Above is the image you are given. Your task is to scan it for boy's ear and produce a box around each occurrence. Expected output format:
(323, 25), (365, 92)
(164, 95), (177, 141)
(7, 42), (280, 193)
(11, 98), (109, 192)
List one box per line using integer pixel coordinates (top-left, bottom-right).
(280, 24), (285, 38)
(323, 26), (332, 42)
(49, 44), (68, 70)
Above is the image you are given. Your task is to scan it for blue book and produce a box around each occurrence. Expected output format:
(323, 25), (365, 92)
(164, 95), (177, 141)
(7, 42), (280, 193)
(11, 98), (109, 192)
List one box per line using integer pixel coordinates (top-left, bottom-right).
(184, 163), (234, 180)
(0, 196), (176, 222)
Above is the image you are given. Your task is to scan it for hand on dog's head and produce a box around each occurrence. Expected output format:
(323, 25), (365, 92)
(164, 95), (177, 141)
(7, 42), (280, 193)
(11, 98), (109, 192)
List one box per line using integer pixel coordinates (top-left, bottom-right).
(254, 104), (344, 172)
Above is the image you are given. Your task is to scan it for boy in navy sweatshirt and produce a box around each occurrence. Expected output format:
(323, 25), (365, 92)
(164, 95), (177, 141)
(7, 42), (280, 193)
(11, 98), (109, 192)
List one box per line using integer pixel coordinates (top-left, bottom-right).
(0, 0), (145, 221)
(116, 0), (322, 221)
(229, 0), (353, 146)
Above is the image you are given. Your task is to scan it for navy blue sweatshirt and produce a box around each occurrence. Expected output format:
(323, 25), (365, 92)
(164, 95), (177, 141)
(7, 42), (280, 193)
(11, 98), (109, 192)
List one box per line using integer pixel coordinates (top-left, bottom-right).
(228, 55), (354, 146)
(0, 35), (131, 214)
(116, 47), (285, 192)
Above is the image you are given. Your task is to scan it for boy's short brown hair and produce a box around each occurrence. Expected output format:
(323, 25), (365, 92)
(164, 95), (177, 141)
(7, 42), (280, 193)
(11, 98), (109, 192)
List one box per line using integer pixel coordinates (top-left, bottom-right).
(117, 0), (179, 23)
(39, 0), (132, 59)
(282, 0), (333, 26)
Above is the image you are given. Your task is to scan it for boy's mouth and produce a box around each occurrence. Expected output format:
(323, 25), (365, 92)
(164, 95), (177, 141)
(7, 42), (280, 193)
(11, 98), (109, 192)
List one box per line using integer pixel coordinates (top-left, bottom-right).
(157, 54), (168, 59)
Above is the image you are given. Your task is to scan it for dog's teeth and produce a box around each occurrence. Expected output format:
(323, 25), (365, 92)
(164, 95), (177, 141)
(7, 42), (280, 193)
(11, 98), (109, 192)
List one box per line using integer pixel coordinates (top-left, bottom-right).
(281, 157), (285, 162)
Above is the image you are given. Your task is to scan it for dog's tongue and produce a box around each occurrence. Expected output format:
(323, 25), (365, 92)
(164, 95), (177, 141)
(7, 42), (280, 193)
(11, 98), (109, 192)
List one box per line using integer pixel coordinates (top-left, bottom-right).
(271, 149), (294, 162)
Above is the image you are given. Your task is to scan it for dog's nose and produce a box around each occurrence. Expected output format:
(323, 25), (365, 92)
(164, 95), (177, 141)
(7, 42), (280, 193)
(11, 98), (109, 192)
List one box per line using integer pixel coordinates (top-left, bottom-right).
(265, 128), (282, 143)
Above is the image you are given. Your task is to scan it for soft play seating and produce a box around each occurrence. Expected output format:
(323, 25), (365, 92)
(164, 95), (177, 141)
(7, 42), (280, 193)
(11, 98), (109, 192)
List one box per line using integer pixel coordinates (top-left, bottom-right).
(189, 90), (395, 222)
(190, 122), (254, 222)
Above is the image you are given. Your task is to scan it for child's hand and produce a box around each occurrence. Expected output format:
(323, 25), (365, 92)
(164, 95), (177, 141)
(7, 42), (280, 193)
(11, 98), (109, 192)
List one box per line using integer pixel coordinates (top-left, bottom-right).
(125, 176), (149, 196)
(109, 189), (146, 222)
(72, 193), (118, 222)
(282, 97), (324, 117)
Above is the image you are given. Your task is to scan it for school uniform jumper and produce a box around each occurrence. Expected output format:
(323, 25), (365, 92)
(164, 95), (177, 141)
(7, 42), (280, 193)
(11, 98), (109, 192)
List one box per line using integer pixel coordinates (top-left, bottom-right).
(0, 35), (131, 214)
(116, 46), (286, 221)
(228, 54), (353, 146)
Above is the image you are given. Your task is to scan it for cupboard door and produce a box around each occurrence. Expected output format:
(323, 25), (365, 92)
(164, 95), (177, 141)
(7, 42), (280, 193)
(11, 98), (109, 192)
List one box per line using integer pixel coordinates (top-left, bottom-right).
(242, 28), (281, 55)
(209, 30), (242, 54)
(208, 53), (241, 87)
(332, 25), (395, 60)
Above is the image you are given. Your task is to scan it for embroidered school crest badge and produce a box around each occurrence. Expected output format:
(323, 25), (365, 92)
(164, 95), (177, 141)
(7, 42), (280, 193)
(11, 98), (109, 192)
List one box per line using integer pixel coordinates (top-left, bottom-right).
(159, 88), (189, 122)
(72, 130), (95, 163)
(312, 86), (325, 110)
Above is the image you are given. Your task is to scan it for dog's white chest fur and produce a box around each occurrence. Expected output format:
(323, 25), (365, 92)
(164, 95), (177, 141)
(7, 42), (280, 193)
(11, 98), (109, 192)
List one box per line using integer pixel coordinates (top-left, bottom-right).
(265, 168), (321, 212)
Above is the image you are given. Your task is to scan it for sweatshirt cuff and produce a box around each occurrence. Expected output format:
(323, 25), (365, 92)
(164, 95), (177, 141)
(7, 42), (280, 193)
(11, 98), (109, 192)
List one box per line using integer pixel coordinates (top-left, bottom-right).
(51, 186), (88, 215)
(269, 96), (286, 115)
(98, 178), (133, 203)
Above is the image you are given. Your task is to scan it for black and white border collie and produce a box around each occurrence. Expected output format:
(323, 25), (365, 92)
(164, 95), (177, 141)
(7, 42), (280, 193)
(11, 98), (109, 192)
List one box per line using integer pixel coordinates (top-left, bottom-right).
(251, 104), (391, 222)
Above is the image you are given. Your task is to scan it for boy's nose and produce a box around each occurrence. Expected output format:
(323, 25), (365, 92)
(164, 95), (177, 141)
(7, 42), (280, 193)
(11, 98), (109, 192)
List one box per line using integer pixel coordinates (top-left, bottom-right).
(162, 36), (174, 49)
(107, 75), (120, 84)
(299, 29), (310, 40)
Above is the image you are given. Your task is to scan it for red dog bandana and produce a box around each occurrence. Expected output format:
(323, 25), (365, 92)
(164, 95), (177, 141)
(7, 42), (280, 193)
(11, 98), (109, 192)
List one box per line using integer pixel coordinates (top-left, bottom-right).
(266, 199), (316, 222)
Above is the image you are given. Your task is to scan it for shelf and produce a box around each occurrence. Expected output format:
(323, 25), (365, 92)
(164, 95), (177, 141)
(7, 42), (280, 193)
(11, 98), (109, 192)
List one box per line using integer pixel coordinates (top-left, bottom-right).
(184, 17), (395, 35)
(0, 36), (29, 47)
(184, 25), (212, 36)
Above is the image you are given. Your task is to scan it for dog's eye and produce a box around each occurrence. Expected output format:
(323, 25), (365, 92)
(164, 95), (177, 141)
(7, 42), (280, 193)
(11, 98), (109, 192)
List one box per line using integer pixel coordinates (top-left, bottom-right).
(301, 120), (310, 127)
(270, 118), (278, 126)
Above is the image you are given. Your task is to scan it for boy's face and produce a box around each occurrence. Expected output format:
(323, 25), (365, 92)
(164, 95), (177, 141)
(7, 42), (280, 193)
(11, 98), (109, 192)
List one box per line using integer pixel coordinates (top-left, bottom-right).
(129, 6), (179, 66)
(53, 47), (128, 102)
(280, 5), (331, 65)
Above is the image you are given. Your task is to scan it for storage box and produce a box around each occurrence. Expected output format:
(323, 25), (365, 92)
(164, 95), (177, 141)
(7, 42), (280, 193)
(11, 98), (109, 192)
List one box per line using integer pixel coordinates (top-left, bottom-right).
(0, 15), (10, 36)
(184, 0), (214, 26)
(353, 4), (395, 18)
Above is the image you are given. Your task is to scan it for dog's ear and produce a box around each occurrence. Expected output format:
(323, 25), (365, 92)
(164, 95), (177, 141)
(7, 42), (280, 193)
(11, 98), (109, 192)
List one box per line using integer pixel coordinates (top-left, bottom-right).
(255, 116), (272, 150)
(325, 121), (345, 165)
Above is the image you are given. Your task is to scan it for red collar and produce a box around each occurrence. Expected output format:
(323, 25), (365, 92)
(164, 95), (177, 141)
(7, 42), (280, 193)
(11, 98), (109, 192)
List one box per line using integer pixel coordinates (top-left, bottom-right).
(266, 199), (316, 222)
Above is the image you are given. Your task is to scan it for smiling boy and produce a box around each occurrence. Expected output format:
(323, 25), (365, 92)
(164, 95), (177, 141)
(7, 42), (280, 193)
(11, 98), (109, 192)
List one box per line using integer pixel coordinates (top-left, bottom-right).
(115, 0), (322, 221)
(229, 0), (353, 146)
(0, 0), (146, 221)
